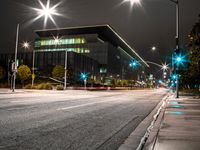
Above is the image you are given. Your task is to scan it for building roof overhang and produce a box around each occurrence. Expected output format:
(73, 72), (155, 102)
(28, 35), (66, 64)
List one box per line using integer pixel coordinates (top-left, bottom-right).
(35, 24), (149, 67)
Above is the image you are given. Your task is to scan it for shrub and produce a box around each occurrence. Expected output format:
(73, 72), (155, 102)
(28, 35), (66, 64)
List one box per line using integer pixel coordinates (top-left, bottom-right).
(24, 84), (32, 89)
(56, 84), (64, 90)
(52, 65), (64, 80)
(37, 83), (53, 90)
(17, 65), (31, 86)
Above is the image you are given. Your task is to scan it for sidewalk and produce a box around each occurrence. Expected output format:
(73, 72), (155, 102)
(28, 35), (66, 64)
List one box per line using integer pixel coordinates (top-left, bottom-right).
(143, 95), (200, 150)
(0, 88), (25, 94)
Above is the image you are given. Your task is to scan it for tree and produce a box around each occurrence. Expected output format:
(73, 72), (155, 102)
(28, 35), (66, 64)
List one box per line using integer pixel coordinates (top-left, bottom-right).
(17, 65), (31, 86)
(181, 15), (200, 89)
(0, 66), (5, 80)
(52, 65), (65, 80)
(188, 34), (200, 85)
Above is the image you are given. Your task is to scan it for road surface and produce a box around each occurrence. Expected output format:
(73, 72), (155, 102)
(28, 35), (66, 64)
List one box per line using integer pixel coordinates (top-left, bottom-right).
(0, 89), (168, 150)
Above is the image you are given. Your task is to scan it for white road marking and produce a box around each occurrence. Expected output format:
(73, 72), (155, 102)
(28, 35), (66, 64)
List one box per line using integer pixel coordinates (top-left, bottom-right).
(57, 98), (127, 111)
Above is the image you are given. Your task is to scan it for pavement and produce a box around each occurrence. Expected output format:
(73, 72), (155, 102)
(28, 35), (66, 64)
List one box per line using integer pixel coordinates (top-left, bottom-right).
(0, 88), (25, 94)
(143, 95), (200, 150)
(119, 95), (200, 150)
(0, 88), (168, 150)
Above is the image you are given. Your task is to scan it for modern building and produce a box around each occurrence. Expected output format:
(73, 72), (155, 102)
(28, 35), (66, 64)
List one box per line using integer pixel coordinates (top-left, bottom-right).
(0, 24), (148, 84)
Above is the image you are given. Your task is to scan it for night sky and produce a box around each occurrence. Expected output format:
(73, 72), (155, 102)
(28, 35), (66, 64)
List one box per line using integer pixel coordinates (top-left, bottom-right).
(0, 0), (200, 76)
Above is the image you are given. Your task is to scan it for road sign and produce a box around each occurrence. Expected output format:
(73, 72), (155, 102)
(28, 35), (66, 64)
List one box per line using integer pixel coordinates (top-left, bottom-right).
(32, 73), (35, 80)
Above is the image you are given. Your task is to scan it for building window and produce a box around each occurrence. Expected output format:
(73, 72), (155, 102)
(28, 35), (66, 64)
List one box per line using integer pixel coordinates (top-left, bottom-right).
(35, 38), (86, 47)
(85, 49), (90, 53)
(35, 48), (90, 53)
(100, 68), (107, 73)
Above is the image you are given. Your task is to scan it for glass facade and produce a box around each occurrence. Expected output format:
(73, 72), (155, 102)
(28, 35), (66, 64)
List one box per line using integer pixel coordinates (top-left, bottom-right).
(36, 48), (90, 53)
(35, 38), (86, 47)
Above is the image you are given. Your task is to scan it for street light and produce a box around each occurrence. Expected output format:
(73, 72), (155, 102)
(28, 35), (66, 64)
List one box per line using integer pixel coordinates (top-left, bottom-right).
(124, 0), (180, 98)
(22, 41), (30, 49)
(64, 50), (68, 90)
(124, 0), (141, 6)
(161, 63), (169, 71)
(12, 0), (62, 92)
(22, 41), (35, 87)
(162, 65), (168, 71)
(33, 0), (62, 27)
(53, 36), (68, 90)
(151, 46), (156, 51)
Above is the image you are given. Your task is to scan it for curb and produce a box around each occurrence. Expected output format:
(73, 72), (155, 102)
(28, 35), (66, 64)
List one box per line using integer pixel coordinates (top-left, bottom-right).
(118, 94), (171, 150)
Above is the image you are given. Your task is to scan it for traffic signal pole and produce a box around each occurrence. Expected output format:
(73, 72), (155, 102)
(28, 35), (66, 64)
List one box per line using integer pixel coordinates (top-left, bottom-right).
(175, 1), (179, 98)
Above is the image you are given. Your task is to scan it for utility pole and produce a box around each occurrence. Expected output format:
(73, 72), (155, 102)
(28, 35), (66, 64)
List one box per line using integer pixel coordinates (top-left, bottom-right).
(175, 0), (180, 98)
(64, 49), (68, 90)
(13, 24), (20, 92)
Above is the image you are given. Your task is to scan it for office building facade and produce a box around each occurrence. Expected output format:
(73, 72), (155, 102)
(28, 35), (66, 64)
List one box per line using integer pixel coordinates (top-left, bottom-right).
(0, 25), (148, 84)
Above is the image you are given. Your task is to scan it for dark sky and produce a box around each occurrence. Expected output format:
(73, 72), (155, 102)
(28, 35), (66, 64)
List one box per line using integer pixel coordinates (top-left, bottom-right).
(0, 0), (200, 76)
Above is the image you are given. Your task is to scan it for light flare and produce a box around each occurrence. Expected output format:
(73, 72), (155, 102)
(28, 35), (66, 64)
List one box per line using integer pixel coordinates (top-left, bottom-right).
(32, 0), (63, 27)
(22, 41), (30, 49)
(161, 63), (169, 71)
(124, 0), (141, 6)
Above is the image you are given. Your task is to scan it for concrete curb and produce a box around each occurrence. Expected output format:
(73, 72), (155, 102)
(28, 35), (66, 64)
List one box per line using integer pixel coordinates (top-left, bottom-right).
(0, 89), (26, 94)
(118, 94), (171, 150)
(142, 95), (173, 150)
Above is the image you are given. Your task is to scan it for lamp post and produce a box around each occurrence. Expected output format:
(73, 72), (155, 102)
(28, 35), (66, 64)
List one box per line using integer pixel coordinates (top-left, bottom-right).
(12, 24), (20, 92)
(12, 0), (61, 92)
(22, 41), (35, 87)
(125, 0), (180, 97)
(64, 49), (68, 90)
(170, 0), (179, 98)
(54, 36), (68, 90)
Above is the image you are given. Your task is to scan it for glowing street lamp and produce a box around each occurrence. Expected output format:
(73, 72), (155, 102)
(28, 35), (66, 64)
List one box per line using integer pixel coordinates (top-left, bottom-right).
(33, 0), (62, 27)
(12, 0), (62, 92)
(151, 46), (156, 51)
(53, 36), (68, 90)
(124, 0), (141, 6)
(123, 0), (180, 97)
(54, 36), (60, 44)
(162, 64), (169, 71)
(162, 65), (168, 70)
(22, 41), (35, 87)
(22, 41), (30, 49)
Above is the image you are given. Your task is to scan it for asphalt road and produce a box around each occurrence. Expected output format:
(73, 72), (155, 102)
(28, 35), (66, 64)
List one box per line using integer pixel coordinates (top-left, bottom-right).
(0, 89), (168, 150)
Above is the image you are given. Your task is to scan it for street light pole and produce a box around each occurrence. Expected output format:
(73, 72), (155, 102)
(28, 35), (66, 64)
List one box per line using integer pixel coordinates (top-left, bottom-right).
(64, 49), (68, 90)
(175, 0), (179, 98)
(125, 0), (180, 97)
(12, 24), (20, 92)
(170, 0), (179, 98)
(32, 50), (35, 87)
(22, 41), (36, 87)
(11, 0), (62, 92)
(84, 79), (87, 90)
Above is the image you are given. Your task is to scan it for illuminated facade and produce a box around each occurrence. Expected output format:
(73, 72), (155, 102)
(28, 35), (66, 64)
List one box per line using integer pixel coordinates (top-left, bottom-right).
(34, 25), (148, 83)
(0, 25), (148, 84)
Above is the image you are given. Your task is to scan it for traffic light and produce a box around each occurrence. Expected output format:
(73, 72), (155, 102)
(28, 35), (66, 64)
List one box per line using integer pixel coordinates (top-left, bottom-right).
(80, 73), (88, 81)
(129, 60), (138, 68)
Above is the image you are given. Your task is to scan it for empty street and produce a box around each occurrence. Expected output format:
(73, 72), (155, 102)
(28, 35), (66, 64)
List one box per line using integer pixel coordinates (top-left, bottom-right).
(0, 89), (167, 150)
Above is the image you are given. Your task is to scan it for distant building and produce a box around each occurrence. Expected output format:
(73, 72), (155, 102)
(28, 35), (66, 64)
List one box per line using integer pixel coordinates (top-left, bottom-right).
(0, 24), (148, 84)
